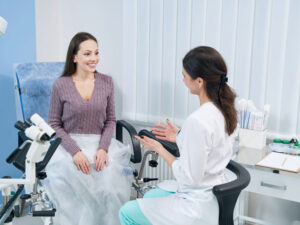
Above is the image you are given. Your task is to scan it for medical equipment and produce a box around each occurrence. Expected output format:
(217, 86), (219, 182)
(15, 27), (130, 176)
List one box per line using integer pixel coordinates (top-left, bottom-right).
(0, 114), (61, 225)
(238, 99), (270, 131)
(0, 16), (8, 37)
(269, 138), (300, 155)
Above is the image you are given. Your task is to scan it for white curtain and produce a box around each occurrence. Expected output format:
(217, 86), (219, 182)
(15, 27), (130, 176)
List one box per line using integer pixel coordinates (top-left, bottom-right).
(121, 0), (300, 137)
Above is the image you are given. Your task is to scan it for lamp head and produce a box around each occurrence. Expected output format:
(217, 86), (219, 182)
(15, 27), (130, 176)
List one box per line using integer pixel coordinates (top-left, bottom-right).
(0, 16), (8, 37)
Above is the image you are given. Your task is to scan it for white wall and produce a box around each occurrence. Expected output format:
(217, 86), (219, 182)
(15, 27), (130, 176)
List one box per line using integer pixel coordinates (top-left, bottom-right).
(35, 0), (123, 117)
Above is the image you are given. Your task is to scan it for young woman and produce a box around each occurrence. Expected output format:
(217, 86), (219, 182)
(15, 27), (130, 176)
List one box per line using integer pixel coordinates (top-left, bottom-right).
(45, 32), (131, 225)
(119, 46), (238, 225)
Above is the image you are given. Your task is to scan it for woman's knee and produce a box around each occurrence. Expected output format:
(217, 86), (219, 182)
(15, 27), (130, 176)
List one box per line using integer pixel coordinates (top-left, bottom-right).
(119, 200), (152, 225)
(119, 200), (137, 223)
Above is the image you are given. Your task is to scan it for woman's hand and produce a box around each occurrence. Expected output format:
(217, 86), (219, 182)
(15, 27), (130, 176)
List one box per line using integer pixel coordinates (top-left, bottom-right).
(152, 119), (179, 143)
(73, 151), (91, 174)
(94, 149), (108, 171)
(135, 135), (164, 153)
(136, 135), (176, 168)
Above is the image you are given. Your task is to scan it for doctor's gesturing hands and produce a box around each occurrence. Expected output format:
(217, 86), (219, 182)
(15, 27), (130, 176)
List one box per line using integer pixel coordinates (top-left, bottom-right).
(135, 119), (178, 168)
(135, 135), (163, 153)
(151, 119), (179, 143)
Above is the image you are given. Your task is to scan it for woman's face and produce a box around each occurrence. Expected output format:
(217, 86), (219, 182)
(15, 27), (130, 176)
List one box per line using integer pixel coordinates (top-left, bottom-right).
(74, 39), (99, 74)
(182, 67), (202, 95)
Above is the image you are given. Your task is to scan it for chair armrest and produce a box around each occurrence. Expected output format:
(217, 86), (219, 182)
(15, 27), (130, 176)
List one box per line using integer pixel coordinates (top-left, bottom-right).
(138, 129), (180, 157)
(116, 120), (141, 163)
(213, 160), (250, 197)
(36, 138), (61, 172)
(9, 132), (61, 173)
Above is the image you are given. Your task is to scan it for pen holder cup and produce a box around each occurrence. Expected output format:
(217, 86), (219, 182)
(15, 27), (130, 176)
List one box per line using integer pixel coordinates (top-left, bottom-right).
(239, 129), (267, 150)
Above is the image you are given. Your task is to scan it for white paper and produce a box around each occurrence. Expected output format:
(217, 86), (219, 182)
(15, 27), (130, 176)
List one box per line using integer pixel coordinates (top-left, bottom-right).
(256, 152), (300, 172)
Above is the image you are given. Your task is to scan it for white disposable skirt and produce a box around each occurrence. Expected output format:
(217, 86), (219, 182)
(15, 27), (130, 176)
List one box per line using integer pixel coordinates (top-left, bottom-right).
(43, 134), (132, 225)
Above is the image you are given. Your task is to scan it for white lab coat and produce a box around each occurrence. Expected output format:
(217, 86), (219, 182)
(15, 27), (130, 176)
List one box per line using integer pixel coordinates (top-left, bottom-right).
(138, 102), (233, 225)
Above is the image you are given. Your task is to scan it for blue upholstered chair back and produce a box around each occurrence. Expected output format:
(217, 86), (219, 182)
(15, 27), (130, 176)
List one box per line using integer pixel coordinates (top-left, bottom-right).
(14, 62), (65, 122)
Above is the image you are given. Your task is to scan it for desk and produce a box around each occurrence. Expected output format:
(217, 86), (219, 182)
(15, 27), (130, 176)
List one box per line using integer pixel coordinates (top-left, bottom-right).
(235, 147), (300, 225)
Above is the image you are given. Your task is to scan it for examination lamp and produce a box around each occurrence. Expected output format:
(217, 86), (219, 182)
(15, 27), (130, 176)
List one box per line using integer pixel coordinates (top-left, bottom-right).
(0, 16), (8, 37)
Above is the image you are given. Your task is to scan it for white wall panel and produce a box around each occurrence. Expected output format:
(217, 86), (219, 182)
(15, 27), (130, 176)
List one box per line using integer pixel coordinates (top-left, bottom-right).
(188, 0), (208, 114)
(148, 0), (163, 122)
(160, 0), (177, 122)
(279, 0), (300, 135)
(265, 0), (290, 133)
(122, 0), (138, 120)
(248, 0), (271, 109)
(35, 0), (64, 61)
(135, 0), (150, 121)
(219, 0), (238, 87)
(204, 0), (222, 49)
(173, 0), (192, 124)
(233, 0), (255, 98)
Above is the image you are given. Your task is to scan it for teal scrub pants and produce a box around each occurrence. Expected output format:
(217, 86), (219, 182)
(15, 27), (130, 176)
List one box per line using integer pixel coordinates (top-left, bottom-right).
(119, 188), (175, 225)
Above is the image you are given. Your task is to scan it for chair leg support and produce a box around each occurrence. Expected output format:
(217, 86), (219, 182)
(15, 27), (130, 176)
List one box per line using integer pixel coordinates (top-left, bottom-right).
(216, 192), (240, 225)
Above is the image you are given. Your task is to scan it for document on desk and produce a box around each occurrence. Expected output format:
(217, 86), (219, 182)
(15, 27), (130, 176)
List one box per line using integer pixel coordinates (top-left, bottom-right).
(256, 152), (300, 173)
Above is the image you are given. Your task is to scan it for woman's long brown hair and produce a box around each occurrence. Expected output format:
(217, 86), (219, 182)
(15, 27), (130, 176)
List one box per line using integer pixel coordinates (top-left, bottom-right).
(61, 32), (98, 77)
(183, 46), (237, 135)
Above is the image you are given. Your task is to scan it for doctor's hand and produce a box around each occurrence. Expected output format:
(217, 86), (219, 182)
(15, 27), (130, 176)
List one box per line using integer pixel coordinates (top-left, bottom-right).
(94, 149), (108, 171)
(152, 119), (179, 143)
(73, 151), (91, 174)
(135, 135), (164, 154)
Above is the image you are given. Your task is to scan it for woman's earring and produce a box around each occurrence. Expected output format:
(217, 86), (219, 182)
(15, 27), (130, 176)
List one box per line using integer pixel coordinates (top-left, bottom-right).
(198, 84), (202, 89)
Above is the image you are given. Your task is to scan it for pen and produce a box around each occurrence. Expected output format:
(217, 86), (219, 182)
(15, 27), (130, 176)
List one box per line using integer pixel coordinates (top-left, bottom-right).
(281, 157), (287, 166)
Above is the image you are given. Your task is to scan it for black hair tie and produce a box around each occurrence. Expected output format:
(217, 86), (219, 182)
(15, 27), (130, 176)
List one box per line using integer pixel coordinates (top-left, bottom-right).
(220, 75), (228, 86)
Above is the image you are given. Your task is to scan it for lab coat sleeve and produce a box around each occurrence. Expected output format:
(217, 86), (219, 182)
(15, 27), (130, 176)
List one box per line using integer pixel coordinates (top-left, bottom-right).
(172, 116), (211, 186)
(48, 82), (81, 156)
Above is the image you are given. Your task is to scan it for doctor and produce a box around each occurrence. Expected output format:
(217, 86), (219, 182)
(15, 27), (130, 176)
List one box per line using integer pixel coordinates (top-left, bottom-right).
(119, 46), (238, 225)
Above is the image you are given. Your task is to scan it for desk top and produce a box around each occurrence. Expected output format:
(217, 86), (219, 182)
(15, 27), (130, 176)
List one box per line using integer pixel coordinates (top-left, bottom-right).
(235, 146), (300, 178)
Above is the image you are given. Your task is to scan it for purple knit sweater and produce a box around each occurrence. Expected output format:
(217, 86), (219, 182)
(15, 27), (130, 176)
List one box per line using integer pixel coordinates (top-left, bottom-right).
(48, 72), (116, 156)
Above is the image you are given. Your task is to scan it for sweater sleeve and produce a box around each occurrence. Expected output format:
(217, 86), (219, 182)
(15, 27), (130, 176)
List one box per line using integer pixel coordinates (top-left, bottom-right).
(48, 81), (81, 156)
(98, 77), (116, 151)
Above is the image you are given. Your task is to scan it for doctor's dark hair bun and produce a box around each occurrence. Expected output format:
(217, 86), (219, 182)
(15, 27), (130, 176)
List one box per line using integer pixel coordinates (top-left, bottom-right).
(61, 32), (98, 77)
(183, 46), (237, 135)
